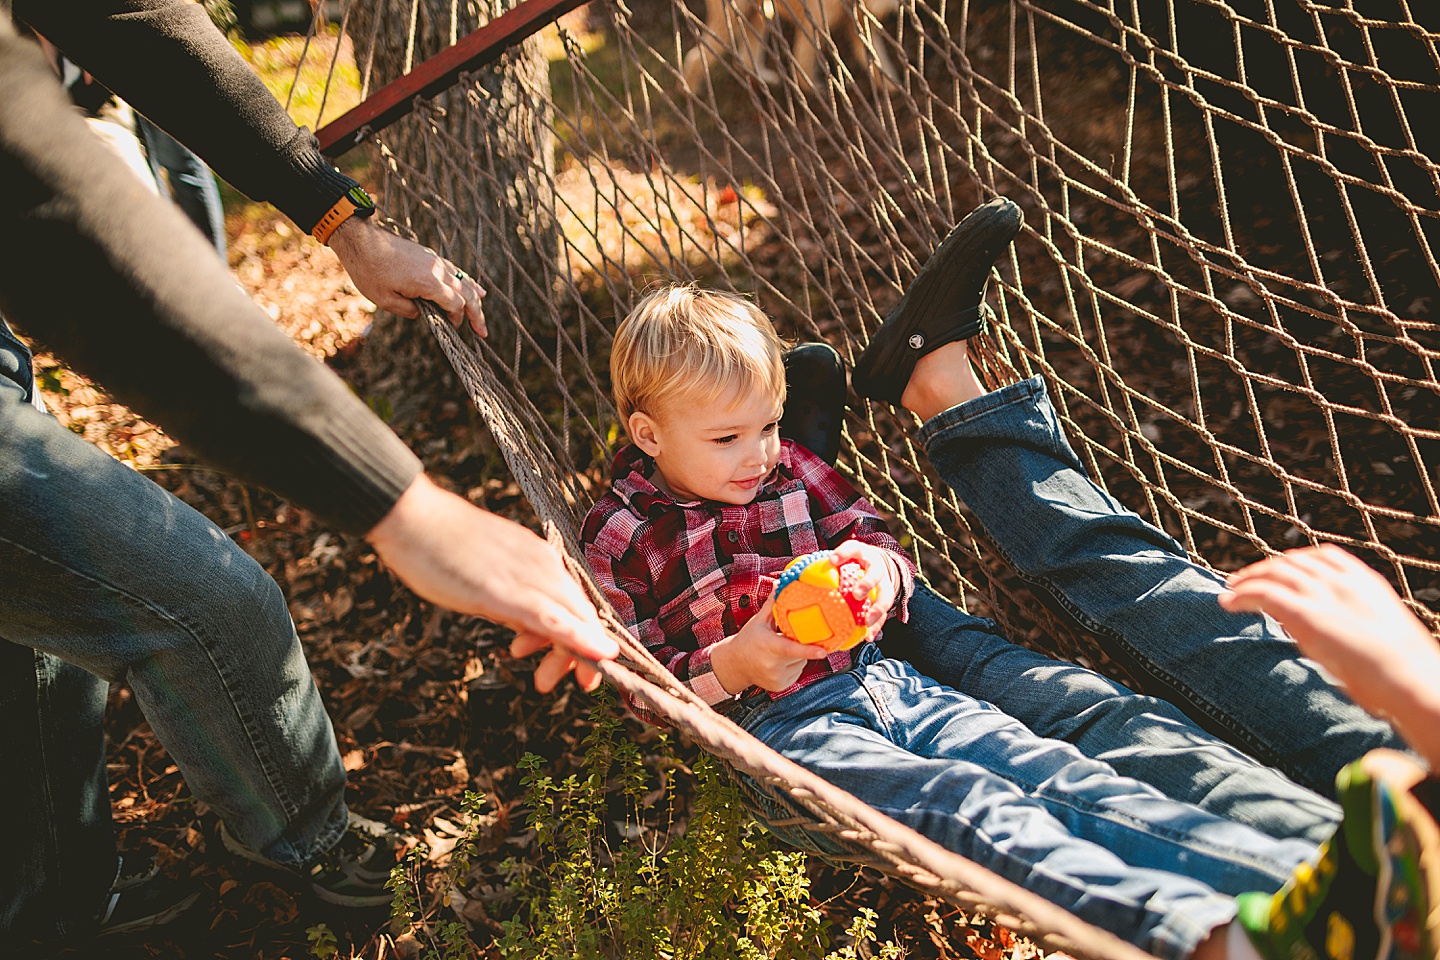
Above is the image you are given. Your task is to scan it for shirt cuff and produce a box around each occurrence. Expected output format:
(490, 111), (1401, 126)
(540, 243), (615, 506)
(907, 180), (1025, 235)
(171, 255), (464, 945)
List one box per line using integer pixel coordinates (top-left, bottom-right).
(685, 645), (740, 706)
(888, 551), (917, 623)
(278, 129), (371, 235)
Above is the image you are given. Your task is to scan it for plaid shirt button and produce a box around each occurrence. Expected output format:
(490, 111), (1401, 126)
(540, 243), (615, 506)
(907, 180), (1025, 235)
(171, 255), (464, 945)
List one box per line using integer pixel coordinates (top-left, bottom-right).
(727, 530), (739, 543)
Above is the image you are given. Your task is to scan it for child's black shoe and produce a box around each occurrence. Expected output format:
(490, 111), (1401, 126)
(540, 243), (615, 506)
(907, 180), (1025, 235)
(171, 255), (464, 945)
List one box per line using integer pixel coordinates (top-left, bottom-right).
(782, 342), (846, 466)
(853, 197), (1021, 406)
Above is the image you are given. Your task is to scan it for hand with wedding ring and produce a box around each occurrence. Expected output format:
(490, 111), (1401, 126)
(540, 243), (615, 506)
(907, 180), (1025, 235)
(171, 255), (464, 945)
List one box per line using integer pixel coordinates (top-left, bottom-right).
(327, 216), (487, 336)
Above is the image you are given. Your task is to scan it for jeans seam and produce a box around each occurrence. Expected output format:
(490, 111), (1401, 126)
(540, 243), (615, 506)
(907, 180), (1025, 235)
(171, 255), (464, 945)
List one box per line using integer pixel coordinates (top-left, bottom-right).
(1024, 781), (1296, 881)
(858, 675), (896, 740)
(0, 532), (302, 825)
(975, 530), (1286, 772)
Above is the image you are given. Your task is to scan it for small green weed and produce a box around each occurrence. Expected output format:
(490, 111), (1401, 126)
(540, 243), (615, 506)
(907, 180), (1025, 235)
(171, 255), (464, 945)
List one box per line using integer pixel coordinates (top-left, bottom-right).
(305, 921), (338, 959)
(492, 693), (902, 959)
(384, 693), (900, 957)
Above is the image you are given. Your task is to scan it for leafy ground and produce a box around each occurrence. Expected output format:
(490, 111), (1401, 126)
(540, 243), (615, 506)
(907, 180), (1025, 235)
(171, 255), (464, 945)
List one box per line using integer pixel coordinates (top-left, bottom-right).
(19, 31), (1052, 960)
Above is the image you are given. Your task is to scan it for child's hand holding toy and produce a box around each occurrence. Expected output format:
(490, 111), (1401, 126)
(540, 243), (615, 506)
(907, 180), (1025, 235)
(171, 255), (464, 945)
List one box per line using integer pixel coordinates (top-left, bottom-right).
(772, 542), (899, 652)
(709, 592), (831, 695)
(711, 542), (901, 694)
(831, 540), (901, 628)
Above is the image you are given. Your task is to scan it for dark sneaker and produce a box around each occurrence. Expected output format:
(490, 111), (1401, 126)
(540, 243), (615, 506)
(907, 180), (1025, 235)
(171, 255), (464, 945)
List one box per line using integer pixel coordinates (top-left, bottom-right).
(96, 853), (200, 938)
(781, 342), (846, 466)
(110, 849), (160, 891)
(853, 197), (1022, 406)
(221, 812), (406, 908)
(1238, 749), (1439, 960)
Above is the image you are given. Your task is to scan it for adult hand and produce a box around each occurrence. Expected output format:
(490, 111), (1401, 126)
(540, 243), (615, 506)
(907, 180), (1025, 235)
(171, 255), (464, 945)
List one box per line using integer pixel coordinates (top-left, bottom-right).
(328, 217), (487, 336)
(367, 474), (617, 692)
(708, 593), (829, 694)
(1220, 544), (1440, 765)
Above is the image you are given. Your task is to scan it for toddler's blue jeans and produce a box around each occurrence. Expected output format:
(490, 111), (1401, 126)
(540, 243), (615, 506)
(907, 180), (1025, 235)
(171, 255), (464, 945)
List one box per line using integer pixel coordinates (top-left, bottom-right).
(735, 376), (1404, 958)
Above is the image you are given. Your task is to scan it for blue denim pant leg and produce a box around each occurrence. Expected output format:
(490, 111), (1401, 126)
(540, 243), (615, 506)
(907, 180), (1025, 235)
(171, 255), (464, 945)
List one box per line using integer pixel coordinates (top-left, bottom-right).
(736, 645), (1317, 960)
(0, 635), (113, 941)
(0, 337), (347, 938)
(914, 376), (1405, 801)
(137, 115), (227, 259)
(889, 583), (1341, 845)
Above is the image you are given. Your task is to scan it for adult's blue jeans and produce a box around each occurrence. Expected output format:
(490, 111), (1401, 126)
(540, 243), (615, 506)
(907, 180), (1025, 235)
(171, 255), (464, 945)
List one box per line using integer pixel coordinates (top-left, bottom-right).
(0, 320), (348, 940)
(137, 114), (228, 260)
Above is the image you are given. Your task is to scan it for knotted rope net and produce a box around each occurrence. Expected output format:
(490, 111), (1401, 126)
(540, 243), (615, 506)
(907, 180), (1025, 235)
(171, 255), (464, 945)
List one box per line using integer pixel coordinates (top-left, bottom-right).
(287, 0), (1439, 954)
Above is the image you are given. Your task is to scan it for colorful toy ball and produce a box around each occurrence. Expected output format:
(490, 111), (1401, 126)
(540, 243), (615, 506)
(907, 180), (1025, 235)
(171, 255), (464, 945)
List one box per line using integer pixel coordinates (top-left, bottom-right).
(772, 550), (877, 653)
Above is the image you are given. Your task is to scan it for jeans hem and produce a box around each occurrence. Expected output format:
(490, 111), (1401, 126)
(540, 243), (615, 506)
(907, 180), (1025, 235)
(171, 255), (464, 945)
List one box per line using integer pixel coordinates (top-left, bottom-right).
(1147, 897), (1236, 960)
(915, 375), (1045, 449)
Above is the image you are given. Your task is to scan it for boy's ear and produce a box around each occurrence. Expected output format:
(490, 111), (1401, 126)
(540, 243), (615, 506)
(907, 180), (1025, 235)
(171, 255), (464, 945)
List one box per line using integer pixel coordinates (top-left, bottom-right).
(629, 410), (662, 457)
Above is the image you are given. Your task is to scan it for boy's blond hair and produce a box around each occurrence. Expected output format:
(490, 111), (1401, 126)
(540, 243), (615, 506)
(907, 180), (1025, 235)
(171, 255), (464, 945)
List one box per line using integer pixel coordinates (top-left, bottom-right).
(612, 284), (787, 420)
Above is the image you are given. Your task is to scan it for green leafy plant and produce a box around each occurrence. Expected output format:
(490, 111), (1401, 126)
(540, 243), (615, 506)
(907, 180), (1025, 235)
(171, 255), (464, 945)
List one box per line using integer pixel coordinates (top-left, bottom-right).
(384, 692), (900, 957)
(493, 693), (902, 959)
(306, 921), (338, 959)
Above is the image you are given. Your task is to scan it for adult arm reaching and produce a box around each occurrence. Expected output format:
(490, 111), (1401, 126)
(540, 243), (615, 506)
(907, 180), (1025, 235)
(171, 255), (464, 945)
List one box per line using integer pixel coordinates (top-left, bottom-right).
(1220, 544), (1440, 767)
(371, 477), (614, 691)
(13, 0), (487, 335)
(0, 18), (610, 685)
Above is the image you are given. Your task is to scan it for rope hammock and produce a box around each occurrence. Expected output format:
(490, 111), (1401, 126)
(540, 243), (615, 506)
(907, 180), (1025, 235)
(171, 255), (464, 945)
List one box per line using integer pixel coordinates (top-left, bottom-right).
(283, 0), (1440, 955)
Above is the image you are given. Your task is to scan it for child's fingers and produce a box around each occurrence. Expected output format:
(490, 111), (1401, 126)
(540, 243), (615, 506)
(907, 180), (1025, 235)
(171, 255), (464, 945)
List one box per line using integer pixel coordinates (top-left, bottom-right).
(770, 635), (833, 660)
(1279, 547), (1353, 584)
(1313, 543), (1364, 575)
(1226, 553), (1289, 586)
(831, 541), (885, 598)
(1227, 555), (1319, 597)
(851, 570), (882, 599)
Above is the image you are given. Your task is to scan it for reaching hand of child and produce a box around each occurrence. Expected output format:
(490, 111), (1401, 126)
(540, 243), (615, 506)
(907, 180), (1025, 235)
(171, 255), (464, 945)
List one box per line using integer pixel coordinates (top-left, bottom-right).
(709, 593), (832, 694)
(830, 539), (900, 630)
(1220, 544), (1440, 766)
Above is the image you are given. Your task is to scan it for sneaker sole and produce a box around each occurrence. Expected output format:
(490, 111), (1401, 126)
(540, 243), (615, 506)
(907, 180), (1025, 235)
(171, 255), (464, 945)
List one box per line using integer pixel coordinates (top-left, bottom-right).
(219, 821), (298, 872)
(311, 883), (393, 909)
(97, 890), (202, 938)
(221, 820), (398, 909)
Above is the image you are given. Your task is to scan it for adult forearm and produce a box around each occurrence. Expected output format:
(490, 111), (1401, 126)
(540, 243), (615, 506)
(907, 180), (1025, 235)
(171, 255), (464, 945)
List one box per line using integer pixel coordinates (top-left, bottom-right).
(0, 25), (419, 534)
(14, 0), (359, 233)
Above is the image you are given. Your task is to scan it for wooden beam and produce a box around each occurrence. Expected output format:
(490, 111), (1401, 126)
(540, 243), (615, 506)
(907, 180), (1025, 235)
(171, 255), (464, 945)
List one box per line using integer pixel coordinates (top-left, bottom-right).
(316, 0), (588, 156)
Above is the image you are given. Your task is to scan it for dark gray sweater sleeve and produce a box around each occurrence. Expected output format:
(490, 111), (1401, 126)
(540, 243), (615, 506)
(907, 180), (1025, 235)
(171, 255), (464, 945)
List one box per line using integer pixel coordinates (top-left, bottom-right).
(0, 25), (422, 534)
(13, 0), (360, 233)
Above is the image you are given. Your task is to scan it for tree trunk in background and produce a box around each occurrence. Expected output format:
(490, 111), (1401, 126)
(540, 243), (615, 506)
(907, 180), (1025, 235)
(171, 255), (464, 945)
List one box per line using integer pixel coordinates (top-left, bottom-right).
(345, 0), (558, 370)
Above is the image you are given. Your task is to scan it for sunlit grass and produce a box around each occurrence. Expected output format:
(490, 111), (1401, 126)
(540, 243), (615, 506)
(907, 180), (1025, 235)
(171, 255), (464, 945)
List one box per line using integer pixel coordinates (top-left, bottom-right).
(234, 25), (362, 131)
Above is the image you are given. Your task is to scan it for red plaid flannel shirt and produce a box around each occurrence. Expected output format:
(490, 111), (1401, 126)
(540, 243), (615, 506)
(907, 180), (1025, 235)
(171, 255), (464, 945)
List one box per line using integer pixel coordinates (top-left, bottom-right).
(581, 439), (916, 723)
